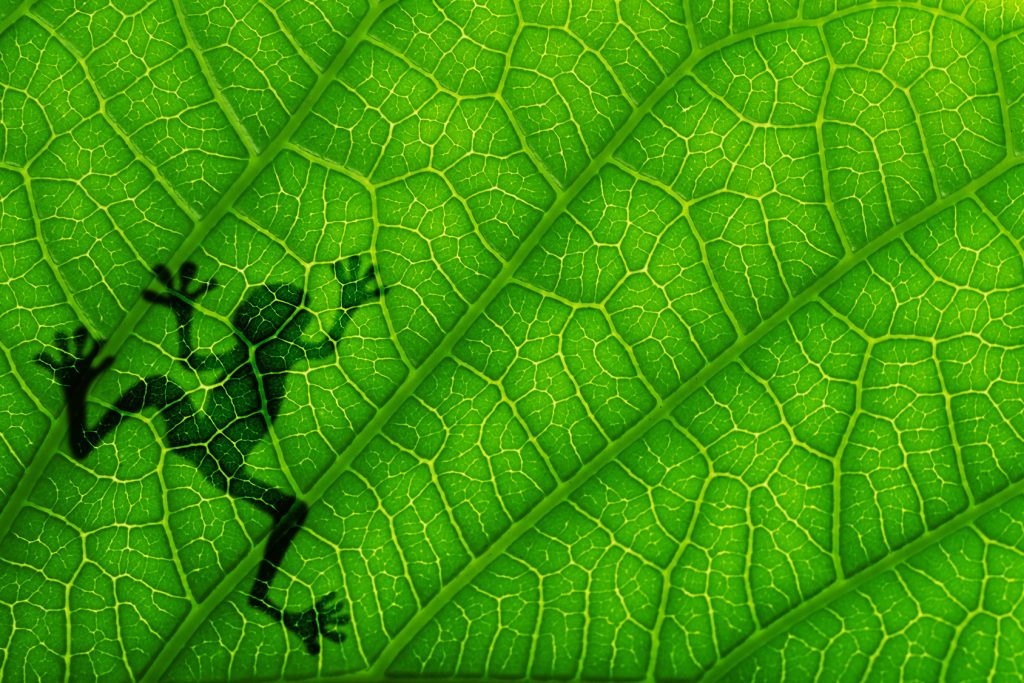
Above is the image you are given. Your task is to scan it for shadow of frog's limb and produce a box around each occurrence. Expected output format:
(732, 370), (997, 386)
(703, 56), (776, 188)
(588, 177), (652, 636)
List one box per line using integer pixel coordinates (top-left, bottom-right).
(34, 326), (113, 460)
(247, 500), (351, 654)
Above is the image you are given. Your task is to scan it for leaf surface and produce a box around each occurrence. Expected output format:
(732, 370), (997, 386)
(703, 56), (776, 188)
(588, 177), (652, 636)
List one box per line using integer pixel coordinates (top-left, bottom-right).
(1, 0), (1024, 680)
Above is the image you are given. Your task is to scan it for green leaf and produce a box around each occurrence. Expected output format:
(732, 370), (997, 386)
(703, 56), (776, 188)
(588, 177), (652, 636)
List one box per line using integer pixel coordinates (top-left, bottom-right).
(1, 0), (1023, 680)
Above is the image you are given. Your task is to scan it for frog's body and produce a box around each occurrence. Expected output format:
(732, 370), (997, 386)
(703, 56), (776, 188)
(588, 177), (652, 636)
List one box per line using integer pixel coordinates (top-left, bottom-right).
(37, 258), (382, 654)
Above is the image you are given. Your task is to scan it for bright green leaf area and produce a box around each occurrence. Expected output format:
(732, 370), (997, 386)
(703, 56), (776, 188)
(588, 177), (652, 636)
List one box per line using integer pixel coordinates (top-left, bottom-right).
(2, 0), (1024, 680)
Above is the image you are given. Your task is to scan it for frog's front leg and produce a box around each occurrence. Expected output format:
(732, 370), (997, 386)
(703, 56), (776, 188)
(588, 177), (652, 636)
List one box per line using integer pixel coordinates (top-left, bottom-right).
(145, 262), (223, 370)
(34, 326), (113, 459)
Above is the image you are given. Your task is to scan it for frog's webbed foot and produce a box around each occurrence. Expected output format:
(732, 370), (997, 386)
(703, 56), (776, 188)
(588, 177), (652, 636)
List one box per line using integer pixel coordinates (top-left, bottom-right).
(288, 592), (350, 654)
(250, 591), (350, 655)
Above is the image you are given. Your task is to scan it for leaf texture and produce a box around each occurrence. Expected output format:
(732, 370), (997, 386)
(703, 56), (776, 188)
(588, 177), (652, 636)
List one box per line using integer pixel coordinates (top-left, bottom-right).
(1, 0), (1023, 681)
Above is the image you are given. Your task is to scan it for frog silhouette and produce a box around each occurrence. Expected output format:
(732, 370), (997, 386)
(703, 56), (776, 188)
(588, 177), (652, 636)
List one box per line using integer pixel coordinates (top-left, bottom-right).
(35, 256), (384, 654)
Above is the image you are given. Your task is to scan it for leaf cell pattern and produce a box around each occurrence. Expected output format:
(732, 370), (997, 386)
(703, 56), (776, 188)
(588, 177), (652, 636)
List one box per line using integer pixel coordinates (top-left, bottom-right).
(1, 0), (1023, 681)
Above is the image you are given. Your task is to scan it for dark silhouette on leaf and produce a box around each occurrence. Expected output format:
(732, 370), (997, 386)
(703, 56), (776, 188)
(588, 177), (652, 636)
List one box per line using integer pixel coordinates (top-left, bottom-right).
(35, 256), (385, 654)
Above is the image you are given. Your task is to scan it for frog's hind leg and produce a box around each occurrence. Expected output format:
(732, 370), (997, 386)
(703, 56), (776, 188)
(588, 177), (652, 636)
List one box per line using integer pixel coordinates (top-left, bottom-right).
(248, 492), (306, 608)
(233, 474), (348, 654)
(238, 477), (305, 612)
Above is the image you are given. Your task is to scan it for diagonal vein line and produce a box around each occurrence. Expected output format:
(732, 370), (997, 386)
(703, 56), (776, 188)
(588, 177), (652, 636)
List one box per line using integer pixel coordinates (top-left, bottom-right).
(703, 475), (1024, 682)
(0, 0), (31, 35)
(167, 0), (260, 155)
